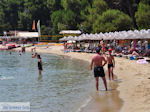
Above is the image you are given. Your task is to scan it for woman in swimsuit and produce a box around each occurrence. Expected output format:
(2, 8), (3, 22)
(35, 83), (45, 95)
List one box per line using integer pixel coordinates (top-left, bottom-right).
(37, 55), (43, 75)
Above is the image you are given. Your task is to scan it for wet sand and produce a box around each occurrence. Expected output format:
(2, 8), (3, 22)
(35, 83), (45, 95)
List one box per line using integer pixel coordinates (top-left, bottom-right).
(81, 81), (123, 112)
(13, 45), (150, 112)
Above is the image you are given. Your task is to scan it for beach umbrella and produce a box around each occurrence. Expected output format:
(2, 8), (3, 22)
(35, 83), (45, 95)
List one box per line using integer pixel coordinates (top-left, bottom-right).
(79, 34), (91, 41)
(59, 36), (68, 41)
(140, 29), (150, 39)
(73, 36), (78, 41)
(67, 40), (73, 43)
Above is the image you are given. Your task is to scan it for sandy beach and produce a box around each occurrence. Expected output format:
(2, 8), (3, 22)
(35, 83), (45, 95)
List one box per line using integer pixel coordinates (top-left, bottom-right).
(13, 45), (150, 112)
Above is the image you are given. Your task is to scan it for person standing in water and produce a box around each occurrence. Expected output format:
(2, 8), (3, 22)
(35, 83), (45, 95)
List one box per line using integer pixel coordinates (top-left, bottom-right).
(107, 50), (115, 80)
(32, 53), (38, 58)
(90, 48), (107, 91)
(37, 55), (43, 75)
(22, 47), (26, 53)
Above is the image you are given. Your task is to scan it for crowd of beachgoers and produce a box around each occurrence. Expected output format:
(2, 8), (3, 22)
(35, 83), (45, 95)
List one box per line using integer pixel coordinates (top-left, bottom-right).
(1, 38), (150, 63)
(64, 39), (150, 60)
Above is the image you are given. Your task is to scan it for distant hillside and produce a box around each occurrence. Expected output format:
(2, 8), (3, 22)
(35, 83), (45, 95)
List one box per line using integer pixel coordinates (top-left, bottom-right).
(0, 0), (149, 35)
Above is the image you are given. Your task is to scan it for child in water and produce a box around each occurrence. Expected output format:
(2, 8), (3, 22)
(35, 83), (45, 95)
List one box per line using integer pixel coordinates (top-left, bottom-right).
(32, 53), (38, 58)
(107, 50), (115, 80)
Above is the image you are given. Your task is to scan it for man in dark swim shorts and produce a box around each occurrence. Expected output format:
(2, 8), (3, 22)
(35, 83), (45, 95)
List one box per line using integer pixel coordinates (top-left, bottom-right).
(94, 66), (105, 77)
(90, 48), (107, 91)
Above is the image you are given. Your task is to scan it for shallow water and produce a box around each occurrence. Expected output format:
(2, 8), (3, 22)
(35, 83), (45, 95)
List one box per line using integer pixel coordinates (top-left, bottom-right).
(0, 51), (94, 112)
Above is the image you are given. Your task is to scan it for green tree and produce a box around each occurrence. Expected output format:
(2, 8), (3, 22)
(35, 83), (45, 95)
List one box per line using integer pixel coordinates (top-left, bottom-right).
(140, 0), (150, 4)
(93, 10), (133, 33)
(51, 10), (76, 34)
(92, 0), (108, 14)
(41, 25), (51, 35)
(24, 0), (50, 24)
(0, 0), (150, 36)
(135, 3), (150, 29)
(79, 0), (108, 33)
(18, 11), (32, 31)
(61, 0), (83, 28)
(0, 10), (5, 33)
(1, 0), (22, 30)
(61, 0), (81, 13)
(104, 0), (140, 29)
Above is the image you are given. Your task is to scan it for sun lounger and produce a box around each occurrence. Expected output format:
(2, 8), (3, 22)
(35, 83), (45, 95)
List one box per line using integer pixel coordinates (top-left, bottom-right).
(137, 57), (144, 60)
(146, 59), (150, 63)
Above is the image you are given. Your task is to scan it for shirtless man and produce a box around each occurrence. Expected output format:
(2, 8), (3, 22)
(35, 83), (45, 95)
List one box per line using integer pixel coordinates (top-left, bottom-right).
(90, 48), (107, 91)
(107, 51), (115, 80)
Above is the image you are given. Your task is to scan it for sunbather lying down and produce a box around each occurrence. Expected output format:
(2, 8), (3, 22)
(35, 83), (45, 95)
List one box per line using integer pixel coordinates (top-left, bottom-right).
(132, 51), (139, 56)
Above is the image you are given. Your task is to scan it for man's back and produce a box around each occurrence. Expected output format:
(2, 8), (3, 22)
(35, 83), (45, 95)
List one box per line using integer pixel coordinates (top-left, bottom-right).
(92, 54), (104, 67)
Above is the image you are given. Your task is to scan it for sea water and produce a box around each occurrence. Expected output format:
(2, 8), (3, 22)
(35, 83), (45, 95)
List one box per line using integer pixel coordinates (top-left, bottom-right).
(0, 51), (94, 112)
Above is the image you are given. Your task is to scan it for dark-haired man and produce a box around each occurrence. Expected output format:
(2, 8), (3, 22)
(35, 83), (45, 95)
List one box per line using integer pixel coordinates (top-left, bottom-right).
(90, 48), (107, 91)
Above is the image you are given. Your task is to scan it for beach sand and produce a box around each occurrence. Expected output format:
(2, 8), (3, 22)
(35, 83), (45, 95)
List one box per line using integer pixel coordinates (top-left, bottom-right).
(14, 45), (150, 112)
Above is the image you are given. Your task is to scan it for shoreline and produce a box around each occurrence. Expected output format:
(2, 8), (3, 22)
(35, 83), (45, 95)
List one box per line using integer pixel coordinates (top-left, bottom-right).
(12, 45), (150, 112)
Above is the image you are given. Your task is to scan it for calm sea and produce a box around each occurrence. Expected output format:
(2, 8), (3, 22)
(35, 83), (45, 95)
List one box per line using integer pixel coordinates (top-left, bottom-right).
(0, 51), (94, 112)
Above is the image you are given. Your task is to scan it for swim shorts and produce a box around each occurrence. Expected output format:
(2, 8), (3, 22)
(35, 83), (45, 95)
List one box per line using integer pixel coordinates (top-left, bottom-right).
(108, 64), (113, 68)
(94, 66), (105, 77)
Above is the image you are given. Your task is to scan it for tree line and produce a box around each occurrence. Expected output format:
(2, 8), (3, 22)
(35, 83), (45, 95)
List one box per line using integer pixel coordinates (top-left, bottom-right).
(0, 0), (150, 35)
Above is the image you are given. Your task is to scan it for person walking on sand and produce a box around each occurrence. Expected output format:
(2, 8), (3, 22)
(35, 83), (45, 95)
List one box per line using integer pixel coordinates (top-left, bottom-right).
(37, 55), (43, 75)
(90, 48), (108, 91)
(107, 50), (115, 80)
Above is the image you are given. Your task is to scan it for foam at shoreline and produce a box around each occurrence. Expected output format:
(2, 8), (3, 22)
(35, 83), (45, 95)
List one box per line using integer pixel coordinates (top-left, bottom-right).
(76, 96), (92, 112)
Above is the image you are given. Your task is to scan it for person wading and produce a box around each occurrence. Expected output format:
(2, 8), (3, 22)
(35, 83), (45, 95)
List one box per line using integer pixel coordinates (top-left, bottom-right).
(107, 50), (115, 80)
(90, 48), (108, 91)
(37, 55), (43, 75)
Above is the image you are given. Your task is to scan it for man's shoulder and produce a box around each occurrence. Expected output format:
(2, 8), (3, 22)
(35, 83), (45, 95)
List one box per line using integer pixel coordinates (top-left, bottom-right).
(92, 54), (101, 58)
(92, 54), (98, 58)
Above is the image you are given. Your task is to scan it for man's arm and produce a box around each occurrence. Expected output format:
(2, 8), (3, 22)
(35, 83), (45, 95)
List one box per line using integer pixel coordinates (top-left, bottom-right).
(90, 59), (94, 70)
(102, 57), (107, 67)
